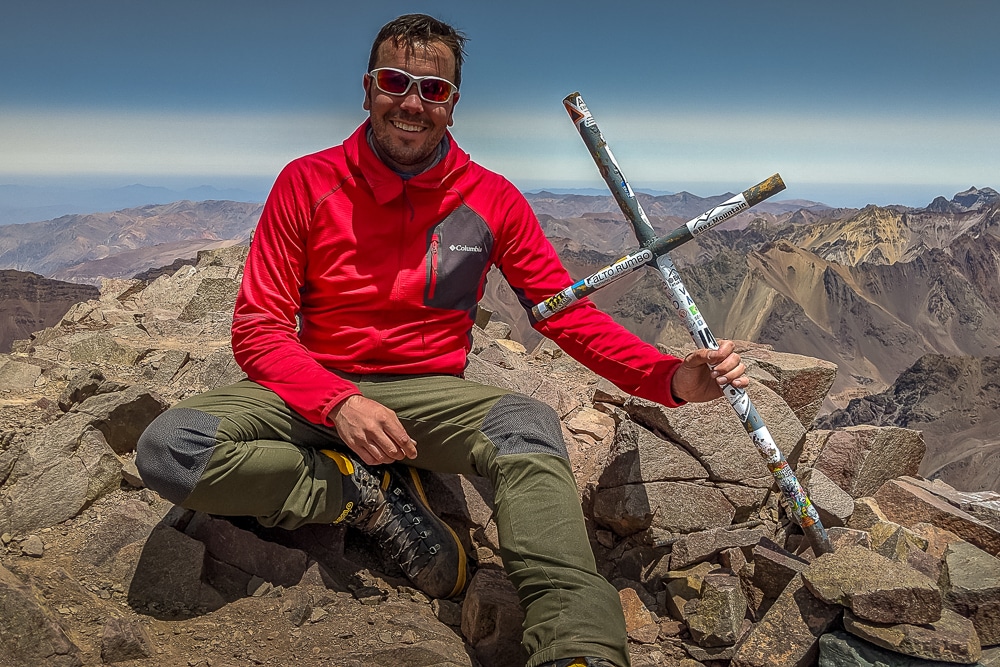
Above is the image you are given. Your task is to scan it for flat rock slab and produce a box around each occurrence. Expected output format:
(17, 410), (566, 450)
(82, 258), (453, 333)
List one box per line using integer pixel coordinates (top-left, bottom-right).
(820, 629), (989, 667)
(600, 419), (709, 488)
(620, 587), (659, 644)
(904, 478), (1000, 531)
(802, 546), (942, 625)
(593, 480), (735, 536)
(0, 359), (43, 391)
(669, 526), (767, 569)
(828, 527), (872, 551)
(844, 608), (982, 664)
(623, 379), (805, 487)
(874, 478), (1000, 557)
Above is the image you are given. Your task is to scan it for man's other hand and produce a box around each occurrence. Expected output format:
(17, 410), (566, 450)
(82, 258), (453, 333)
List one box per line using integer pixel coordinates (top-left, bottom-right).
(330, 395), (418, 465)
(670, 339), (748, 404)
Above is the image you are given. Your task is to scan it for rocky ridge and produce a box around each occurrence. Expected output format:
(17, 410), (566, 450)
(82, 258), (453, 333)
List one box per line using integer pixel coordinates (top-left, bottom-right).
(2, 247), (1000, 666)
(0, 269), (100, 353)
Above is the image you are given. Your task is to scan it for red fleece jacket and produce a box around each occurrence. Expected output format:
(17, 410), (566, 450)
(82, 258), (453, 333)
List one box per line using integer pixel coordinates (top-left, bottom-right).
(232, 122), (683, 425)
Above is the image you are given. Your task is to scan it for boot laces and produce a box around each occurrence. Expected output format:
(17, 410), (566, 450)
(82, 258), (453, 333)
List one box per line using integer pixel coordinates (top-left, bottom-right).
(374, 489), (442, 576)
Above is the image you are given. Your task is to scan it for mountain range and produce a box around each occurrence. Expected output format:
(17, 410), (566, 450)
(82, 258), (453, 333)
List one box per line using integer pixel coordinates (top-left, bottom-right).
(0, 186), (997, 492)
(497, 186), (1000, 491)
(0, 183), (266, 226)
(516, 187), (1000, 401)
(0, 199), (262, 283)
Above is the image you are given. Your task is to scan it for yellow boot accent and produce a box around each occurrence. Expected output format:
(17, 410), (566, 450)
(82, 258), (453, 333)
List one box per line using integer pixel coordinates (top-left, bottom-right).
(322, 450), (359, 524)
(320, 449), (354, 475)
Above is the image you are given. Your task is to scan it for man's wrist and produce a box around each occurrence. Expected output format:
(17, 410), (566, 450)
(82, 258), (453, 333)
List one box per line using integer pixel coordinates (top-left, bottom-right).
(326, 392), (362, 426)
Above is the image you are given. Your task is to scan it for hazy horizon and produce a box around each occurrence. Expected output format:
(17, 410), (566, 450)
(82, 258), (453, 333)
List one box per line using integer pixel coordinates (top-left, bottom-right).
(1, 176), (989, 222)
(3, 1), (998, 211)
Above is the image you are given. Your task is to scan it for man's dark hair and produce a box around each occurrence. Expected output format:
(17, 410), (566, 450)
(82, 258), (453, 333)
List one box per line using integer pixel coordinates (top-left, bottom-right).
(368, 14), (468, 89)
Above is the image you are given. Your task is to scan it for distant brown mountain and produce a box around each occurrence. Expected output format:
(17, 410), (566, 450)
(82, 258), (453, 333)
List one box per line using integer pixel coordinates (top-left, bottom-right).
(0, 270), (98, 352)
(780, 198), (997, 267)
(818, 354), (1000, 493)
(523, 189), (834, 223)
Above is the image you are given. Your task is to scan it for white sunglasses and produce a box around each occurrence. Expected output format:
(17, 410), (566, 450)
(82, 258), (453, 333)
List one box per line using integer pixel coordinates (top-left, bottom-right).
(368, 67), (458, 104)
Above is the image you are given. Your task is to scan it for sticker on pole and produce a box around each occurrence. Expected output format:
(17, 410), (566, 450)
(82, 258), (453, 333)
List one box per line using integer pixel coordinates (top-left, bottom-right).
(563, 95), (593, 127)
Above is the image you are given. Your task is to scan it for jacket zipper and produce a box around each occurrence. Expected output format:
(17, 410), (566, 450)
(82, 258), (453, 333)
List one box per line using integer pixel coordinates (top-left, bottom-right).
(427, 232), (440, 300)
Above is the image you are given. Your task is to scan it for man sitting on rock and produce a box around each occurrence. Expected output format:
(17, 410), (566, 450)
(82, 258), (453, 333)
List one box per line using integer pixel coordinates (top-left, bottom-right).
(136, 13), (748, 667)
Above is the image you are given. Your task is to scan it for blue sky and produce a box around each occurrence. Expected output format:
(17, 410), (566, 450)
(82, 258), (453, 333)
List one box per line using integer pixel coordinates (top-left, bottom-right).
(2, 1), (997, 207)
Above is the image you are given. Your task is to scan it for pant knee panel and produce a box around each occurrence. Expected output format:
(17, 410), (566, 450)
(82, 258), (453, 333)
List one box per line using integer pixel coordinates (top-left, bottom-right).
(136, 407), (221, 504)
(481, 394), (567, 459)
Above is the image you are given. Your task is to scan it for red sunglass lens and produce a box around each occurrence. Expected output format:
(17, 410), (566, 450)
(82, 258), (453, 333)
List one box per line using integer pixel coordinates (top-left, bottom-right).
(420, 79), (453, 102)
(375, 70), (411, 94)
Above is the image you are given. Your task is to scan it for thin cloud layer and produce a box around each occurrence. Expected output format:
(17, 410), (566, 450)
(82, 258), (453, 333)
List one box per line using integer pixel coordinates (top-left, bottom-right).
(3, 106), (994, 208)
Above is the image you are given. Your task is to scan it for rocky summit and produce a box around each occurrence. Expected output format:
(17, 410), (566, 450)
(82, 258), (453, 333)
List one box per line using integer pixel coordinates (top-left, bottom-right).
(2, 246), (1000, 667)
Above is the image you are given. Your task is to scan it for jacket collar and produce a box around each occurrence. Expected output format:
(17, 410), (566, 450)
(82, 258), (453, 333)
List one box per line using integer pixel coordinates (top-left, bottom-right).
(344, 121), (469, 206)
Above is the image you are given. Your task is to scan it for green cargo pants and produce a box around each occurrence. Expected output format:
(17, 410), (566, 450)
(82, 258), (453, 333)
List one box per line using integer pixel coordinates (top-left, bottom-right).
(136, 375), (629, 667)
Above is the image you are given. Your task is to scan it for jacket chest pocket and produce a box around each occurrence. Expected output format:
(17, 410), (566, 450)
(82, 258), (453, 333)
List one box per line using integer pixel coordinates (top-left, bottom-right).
(423, 220), (492, 312)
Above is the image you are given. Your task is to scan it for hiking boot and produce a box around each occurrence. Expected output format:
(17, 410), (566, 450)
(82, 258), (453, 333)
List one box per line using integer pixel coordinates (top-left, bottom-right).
(540, 659), (620, 667)
(322, 450), (468, 599)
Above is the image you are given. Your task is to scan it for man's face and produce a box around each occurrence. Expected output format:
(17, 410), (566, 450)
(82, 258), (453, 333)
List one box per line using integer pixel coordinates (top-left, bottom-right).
(363, 38), (459, 174)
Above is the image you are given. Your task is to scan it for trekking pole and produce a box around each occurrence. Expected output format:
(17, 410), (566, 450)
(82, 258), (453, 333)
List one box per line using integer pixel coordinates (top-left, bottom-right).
(531, 173), (785, 320)
(551, 92), (833, 556)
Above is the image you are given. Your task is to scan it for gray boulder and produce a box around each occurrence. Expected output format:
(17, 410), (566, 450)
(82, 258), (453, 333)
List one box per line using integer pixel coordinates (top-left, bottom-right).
(819, 630), (990, 667)
(621, 378), (805, 488)
(939, 540), (1000, 646)
(802, 546), (942, 625)
(593, 480), (735, 536)
(1, 422), (121, 534)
